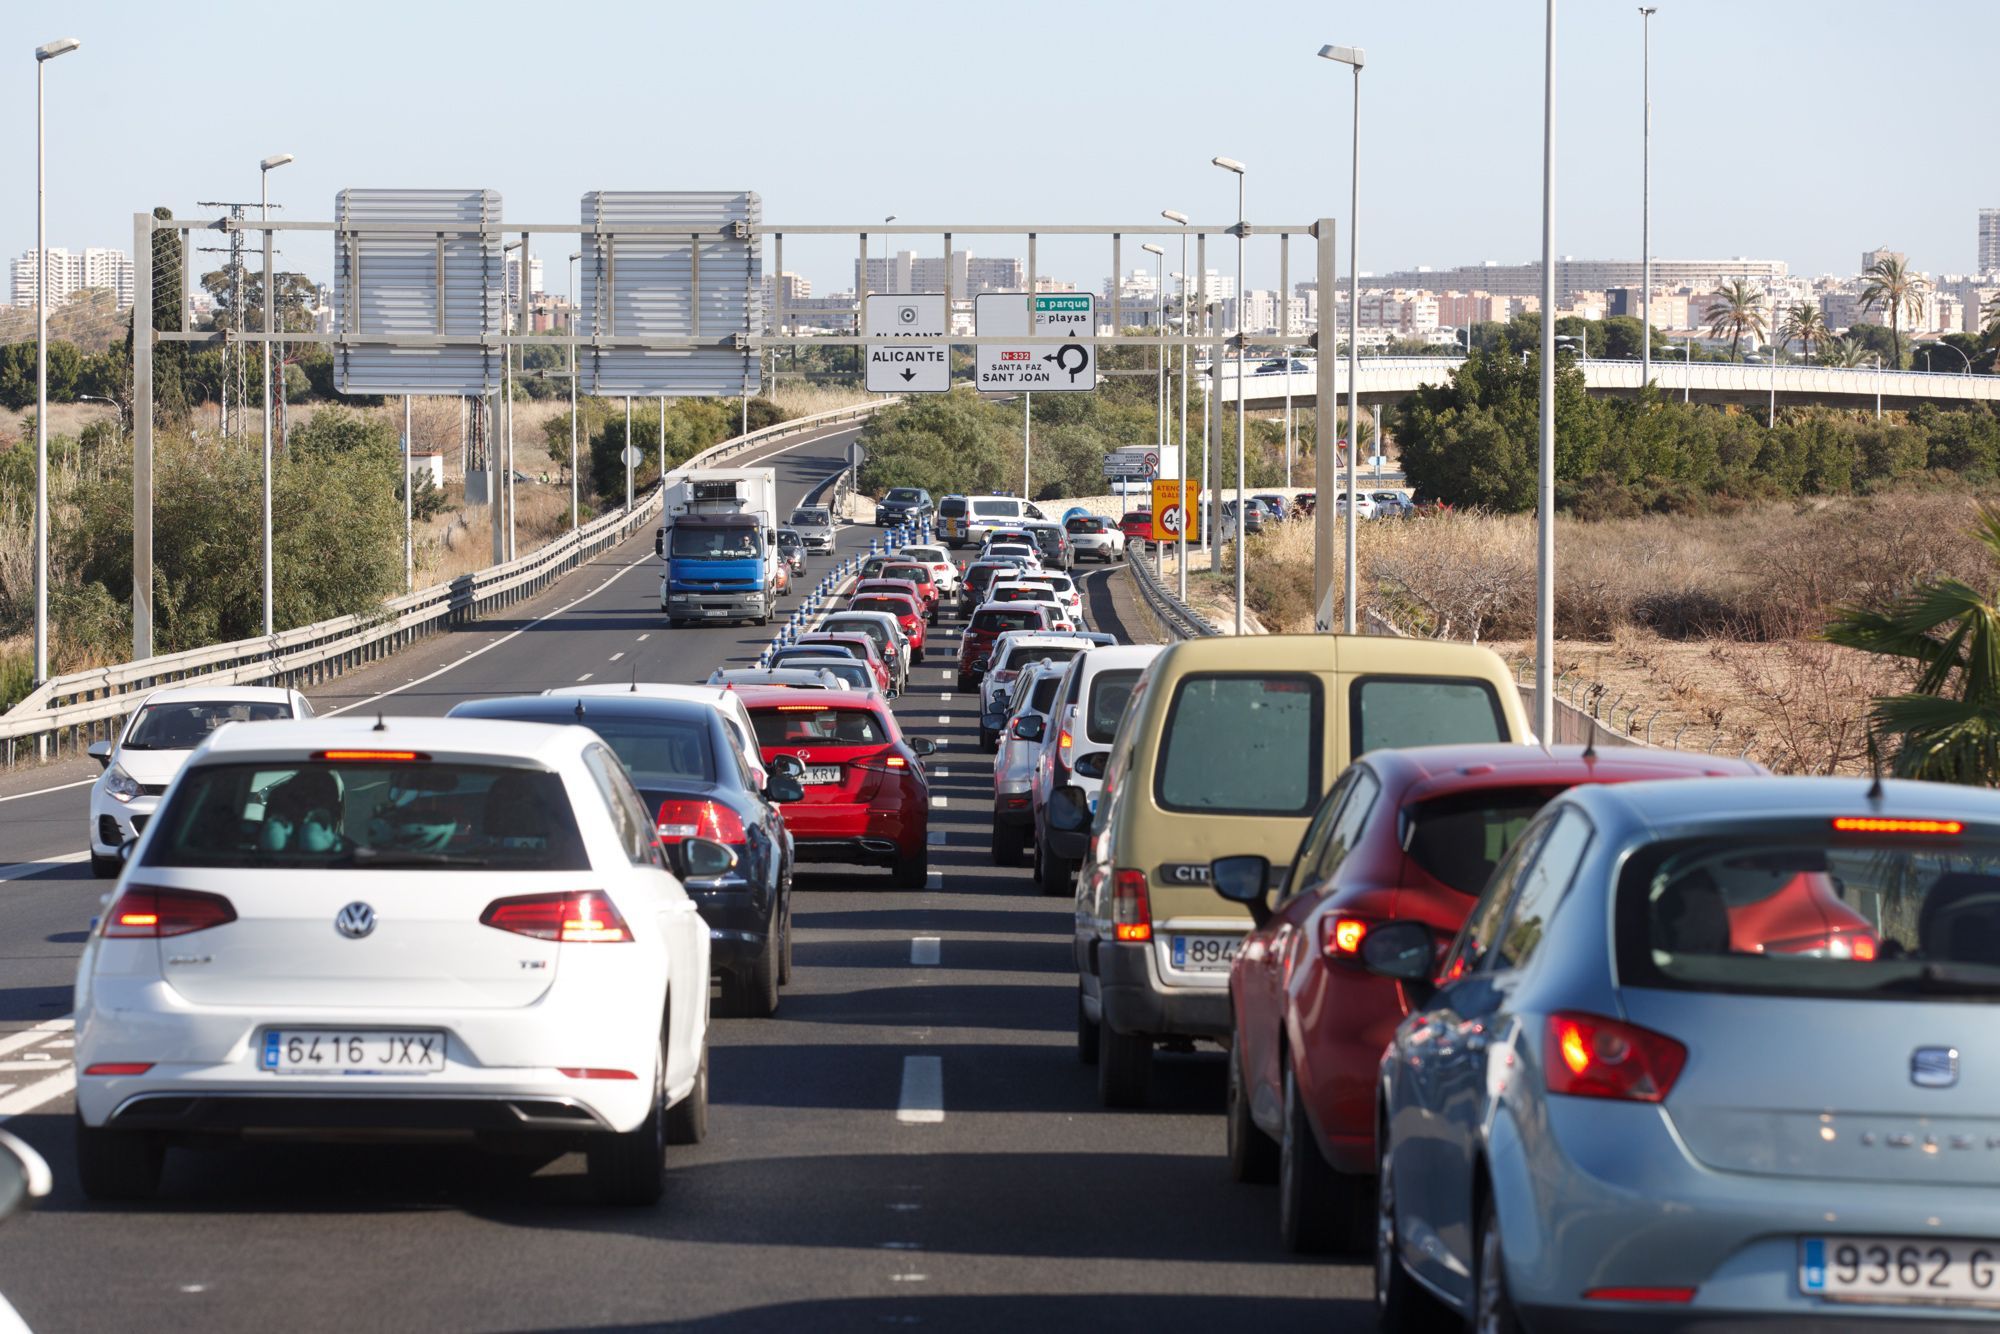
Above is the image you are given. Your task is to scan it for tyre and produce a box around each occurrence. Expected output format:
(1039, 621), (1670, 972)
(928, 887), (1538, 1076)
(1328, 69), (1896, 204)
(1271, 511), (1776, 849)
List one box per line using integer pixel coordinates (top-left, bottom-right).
(777, 901), (794, 986)
(1472, 1194), (1525, 1334)
(990, 820), (1026, 867)
(663, 1042), (708, 1146)
(1278, 1063), (1370, 1254)
(980, 729), (997, 753)
(1097, 1023), (1152, 1108)
(74, 1117), (164, 1202)
(89, 852), (122, 879)
(1029, 824), (1044, 883)
(957, 675), (975, 692)
(1035, 828), (1070, 895)
(1227, 1043), (1280, 1184)
(586, 1038), (668, 1205)
(1076, 989), (1100, 1065)
(1374, 1128), (1454, 1332)
(720, 927), (780, 1019)
(890, 846), (927, 889)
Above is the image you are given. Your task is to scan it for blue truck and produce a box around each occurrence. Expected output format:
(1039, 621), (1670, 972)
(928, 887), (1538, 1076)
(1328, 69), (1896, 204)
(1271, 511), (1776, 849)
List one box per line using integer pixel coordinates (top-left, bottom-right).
(656, 468), (783, 628)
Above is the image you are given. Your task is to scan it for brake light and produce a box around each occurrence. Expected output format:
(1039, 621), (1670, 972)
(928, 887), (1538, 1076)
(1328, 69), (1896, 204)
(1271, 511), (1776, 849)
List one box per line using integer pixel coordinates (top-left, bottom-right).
(655, 798), (747, 845)
(1832, 817), (1962, 835)
(1058, 728), (1073, 757)
(1113, 869), (1151, 942)
(103, 887), (237, 938)
(84, 1063), (154, 1076)
(481, 891), (635, 943)
(1584, 1288), (1695, 1304)
(853, 752), (912, 774)
(314, 750), (427, 763)
(1322, 916), (1370, 957)
(1545, 1011), (1686, 1103)
(1850, 935), (1878, 961)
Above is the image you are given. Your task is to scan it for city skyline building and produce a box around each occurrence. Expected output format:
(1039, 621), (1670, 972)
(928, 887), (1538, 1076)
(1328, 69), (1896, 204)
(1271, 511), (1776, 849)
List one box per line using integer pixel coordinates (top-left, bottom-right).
(10, 246), (135, 309)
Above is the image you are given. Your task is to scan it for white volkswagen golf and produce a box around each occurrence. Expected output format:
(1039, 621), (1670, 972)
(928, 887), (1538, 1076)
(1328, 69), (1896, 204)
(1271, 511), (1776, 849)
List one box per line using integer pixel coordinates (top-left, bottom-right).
(72, 717), (713, 1205)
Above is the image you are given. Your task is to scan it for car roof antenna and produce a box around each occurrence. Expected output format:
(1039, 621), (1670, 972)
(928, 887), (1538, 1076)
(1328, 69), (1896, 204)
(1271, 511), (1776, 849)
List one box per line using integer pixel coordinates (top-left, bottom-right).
(372, 713), (387, 733)
(630, 664), (639, 693)
(1866, 734), (1885, 803)
(573, 699), (587, 723)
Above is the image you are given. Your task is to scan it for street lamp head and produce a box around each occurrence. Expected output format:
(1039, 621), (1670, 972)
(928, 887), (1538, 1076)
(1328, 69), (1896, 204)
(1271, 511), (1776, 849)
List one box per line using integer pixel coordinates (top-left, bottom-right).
(259, 153), (295, 173)
(1638, 6), (1657, 15)
(1318, 44), (1364, 68)
(1141, 243), (1165, 257)
(568, 251), (582, 262)
(1161, 209), (1189, 225)
(1211, 156), (1246, 175)
(884, 214), (897, 224)
(35, 37), (80, 61)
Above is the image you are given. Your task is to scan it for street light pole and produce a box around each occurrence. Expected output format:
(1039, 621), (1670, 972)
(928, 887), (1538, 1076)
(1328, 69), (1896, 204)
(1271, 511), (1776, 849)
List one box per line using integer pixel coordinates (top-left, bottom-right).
(258, 152), (293, 636)
(33, 36), (80, 686)
(1535, 0), (1557, 742)
(1213, 157), (1247, 636)
(1320, 43), (1365, 634)
(569, 251), (581, 531)
(1143, 244), (1166, 463)
(881, 216), (896, 293)
(1165, 210), (1191, 600)
(1639, 7), (1656, 388)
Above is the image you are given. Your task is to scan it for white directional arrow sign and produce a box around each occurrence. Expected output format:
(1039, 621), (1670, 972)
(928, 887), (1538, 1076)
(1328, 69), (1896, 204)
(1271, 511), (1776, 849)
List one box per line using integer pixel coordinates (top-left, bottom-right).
(866, 293), (950, 393)
(974, 293), (1096, 392)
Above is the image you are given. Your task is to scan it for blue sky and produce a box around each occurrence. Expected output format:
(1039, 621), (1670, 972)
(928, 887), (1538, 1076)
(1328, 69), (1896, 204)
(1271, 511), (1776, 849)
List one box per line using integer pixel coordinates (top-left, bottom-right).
(7, 0), (1995, 294)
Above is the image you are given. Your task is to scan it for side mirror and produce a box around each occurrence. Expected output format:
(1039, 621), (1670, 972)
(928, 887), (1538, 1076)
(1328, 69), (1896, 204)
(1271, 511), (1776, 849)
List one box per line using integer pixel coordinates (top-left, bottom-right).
(0, 1128), (51, 1226)
(971, 658), (990, 673)
(654, 533), (665, 556)
(768, 754), (806, 779)
(88, 740), (112, 769)
(680, 836), (741, 889)
(765, 774), (806, 804)
(1049, 785), (1090, 830)
(1211, 854), (1272, 904)
(1360, 920), (1436, 987)
(1011, 715), (1045, 742)
(1072, 752), (1109, 780)
(908, 737), (937, 757)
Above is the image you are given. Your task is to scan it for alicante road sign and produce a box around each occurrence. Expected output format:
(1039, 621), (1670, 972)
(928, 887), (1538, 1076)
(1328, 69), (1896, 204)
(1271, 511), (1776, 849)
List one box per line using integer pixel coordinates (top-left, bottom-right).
(974, 293), (1096, 392)
(866, 293), (950, 393)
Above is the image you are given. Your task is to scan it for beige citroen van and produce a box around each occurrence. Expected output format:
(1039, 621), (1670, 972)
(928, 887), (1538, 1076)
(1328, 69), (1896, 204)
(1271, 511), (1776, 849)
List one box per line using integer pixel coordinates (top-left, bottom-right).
(1072, 634), (1530, 1106)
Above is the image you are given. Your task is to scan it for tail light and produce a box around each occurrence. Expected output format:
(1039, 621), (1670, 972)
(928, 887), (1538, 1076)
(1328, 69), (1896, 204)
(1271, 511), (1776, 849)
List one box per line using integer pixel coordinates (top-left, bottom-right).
(853, 751), (912, 774)
(103, 887), (237, 938)
(1112, 869), (1151, 942)
(656, 798), (747, 845)
(1545, 1011), (1686, 1103)
(84, 1062), (155, 1076)
(558, 1067), (639, 1080)
(1057, 727), (1074, 758)
(1321, 915), (1372, 958)
(482, 891), (634, 943)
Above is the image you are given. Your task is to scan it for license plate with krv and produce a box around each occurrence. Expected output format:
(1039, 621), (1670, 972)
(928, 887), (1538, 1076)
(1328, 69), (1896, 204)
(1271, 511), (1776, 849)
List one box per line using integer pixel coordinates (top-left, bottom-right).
(803, 766), (842, 785)
(1170, 935), (1239, 972)
(262, 1030), (447, 1076)
(1802, 1237), (2000, 1307)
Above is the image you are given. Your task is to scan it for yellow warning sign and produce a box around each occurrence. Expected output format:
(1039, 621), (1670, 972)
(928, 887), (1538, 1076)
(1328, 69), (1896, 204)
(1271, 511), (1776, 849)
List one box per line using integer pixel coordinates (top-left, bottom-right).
(1150, 478), (1197, 543)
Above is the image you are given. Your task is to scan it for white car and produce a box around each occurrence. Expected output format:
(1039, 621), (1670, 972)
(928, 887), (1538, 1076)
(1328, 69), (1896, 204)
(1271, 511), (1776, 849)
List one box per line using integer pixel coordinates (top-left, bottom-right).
(1333, 491), (1378, 520)
(981, 541), (1043, 570)
(897, 545), (961, 596)
(72, 716), (713, 1205)
(988, 584), (1078, 635)
(994, 572), (1082, 624)
(551, 683), (768, 790)
(1370, 489), (1411, 517)
(87, 686), (311, 877)
(977, 633), (1099, 745)
(990, 661), (1067, 865)
(1064, 515), (1125, 563)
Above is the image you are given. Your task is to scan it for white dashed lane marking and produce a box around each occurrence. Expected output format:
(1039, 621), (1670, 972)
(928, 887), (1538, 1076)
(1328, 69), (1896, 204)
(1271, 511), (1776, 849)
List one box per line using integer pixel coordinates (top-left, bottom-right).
(896, 1055), (944, 1124)
(910, 937), (940, 966)
(609, 652), (625, 662)
(577, 673), (593, 682)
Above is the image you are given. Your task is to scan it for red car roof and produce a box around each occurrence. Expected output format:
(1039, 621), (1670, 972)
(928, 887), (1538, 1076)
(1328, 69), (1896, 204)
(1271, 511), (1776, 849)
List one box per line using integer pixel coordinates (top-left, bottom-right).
(732, 685), (887, 712)
(1366, 742), (1765, 805)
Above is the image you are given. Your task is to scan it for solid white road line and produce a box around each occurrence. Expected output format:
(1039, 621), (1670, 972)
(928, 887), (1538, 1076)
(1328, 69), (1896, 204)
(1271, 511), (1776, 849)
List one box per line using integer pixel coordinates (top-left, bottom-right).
(0, 852), (90, 883)
(326, 547), (659, 716)
(910, 936), (941, 966)
(896, 1055), (944, 1124)
(0, 778), (95, 806)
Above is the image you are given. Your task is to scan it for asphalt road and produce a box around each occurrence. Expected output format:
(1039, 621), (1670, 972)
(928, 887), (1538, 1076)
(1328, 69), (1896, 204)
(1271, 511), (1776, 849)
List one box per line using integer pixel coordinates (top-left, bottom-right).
(0, 422), (1370, 1333)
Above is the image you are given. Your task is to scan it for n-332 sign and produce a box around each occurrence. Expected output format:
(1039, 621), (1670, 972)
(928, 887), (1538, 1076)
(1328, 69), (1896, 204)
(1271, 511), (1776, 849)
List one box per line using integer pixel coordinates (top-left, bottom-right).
(974, 293), (1096, 391)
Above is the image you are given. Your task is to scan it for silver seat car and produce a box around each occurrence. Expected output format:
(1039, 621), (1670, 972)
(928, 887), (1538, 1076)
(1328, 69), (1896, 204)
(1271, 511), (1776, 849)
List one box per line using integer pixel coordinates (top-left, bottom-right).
(1371, 775), (2000, 1332)
(787, 505), (835, 553)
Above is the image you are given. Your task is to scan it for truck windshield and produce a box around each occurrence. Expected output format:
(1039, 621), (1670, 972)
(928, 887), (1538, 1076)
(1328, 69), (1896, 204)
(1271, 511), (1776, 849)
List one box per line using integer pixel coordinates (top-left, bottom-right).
(671, 526), (759, 559)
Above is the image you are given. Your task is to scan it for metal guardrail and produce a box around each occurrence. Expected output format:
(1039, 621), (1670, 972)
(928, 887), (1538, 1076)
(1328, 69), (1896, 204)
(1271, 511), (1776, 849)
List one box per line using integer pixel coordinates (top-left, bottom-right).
(1127, 544), (1220, 640)
(1, 399), (889, 765)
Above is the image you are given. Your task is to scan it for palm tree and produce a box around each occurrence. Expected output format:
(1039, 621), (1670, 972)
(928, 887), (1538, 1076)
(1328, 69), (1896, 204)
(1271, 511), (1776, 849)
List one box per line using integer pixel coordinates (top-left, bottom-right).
(1781, 302), (1830, 364)
(1984, 290), (2000, 339)
(1704, 279), (1767, 361)
(1856, 255), (1925, 368)
(1820, 336), (1872, 368)
(1827, 509), (2000, 784)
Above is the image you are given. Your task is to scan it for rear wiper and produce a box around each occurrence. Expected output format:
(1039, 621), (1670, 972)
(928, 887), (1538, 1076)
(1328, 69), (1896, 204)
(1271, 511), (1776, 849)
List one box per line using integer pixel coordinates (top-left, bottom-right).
(344, 848), (492, 868)
(1872, 963), (2000, 996)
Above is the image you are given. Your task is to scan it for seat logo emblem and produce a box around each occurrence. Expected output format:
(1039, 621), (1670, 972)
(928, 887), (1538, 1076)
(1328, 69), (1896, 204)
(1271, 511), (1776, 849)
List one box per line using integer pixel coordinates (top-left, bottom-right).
(1912, 1047), (1959, 1089)
(335, 902), (377, 939)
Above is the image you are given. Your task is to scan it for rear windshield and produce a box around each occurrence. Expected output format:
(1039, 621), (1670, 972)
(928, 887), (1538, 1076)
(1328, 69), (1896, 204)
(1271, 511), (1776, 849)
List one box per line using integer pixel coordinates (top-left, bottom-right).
(880, 565), (930, 583)
(1405, 786), (1564, 895)
(1068, 517), (1109, 533)
(789, 508), (829, 525)
(971, 499), (1020, 518)
(938, 497), (967, 517)
(1086, 668), (1143, 744)
(1028, 676), (1062, 714)
(750, 707), (891, 748)
(126, 700), (291, 750)
(808, 632), (880, 659)
(1157, 674), (1322, 817)
(1121, 513), (1149, 526)
(973, 608), (1045, 633)
(145, 762), (589, 871)
(1000, 644), (1085, 675)
(788, 660), (871, 690)
(851, 596), (916, 617)
(774, 645), (858, 665)
(1617, 828), (2000, 999)
(1351, 676), (1507, 757)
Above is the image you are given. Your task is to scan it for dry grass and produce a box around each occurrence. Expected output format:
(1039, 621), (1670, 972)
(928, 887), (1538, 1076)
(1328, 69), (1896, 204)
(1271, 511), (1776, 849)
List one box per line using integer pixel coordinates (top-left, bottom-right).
(769, 384), (873, 420)
(413, 481), (584, 587)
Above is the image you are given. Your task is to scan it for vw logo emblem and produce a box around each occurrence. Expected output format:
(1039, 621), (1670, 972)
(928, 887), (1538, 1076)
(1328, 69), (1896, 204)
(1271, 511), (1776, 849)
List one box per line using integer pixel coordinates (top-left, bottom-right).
(335, 902), (377, 940)
(1912, 1047), (1959, 1089)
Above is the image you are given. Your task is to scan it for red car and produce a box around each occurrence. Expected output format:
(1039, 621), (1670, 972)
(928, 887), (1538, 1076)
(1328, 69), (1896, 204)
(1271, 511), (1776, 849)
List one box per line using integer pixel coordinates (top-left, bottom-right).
(876, 563), (943, 622)
(737, 687), (933, 887)
(793, 632), (893, 695)
(1219, 743), (1774, 1253)
(957, 602), (1054, 691)
(1118, 511), (1154, 543)
(848, 591), (926, 660)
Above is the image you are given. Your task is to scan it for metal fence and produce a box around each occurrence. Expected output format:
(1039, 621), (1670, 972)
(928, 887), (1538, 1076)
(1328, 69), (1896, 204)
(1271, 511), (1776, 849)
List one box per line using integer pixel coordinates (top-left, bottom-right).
(0, 400), (887, 765)
(1127, 545), (1220, 640)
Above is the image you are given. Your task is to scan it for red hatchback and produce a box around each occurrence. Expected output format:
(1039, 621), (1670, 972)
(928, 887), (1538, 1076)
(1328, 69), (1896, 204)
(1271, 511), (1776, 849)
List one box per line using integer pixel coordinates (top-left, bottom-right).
(1215, 743), (1769, 1253)
(849, 591), (926, 660)
(1118, 511), (1154, 543)
(738, 687), (933, 887)
(876, 563), (942, 622)
(957, 603), (1053, 691)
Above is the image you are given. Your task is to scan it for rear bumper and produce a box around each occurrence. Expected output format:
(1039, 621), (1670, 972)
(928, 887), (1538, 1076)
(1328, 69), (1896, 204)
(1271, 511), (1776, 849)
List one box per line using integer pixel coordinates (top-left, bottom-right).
(792, 837), (907, 867)
(667, 592), (766, 618)
(1096, 940), (1231, 1040)
(106, 1091), (617, 1139)
(689, 886), (775, 972)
